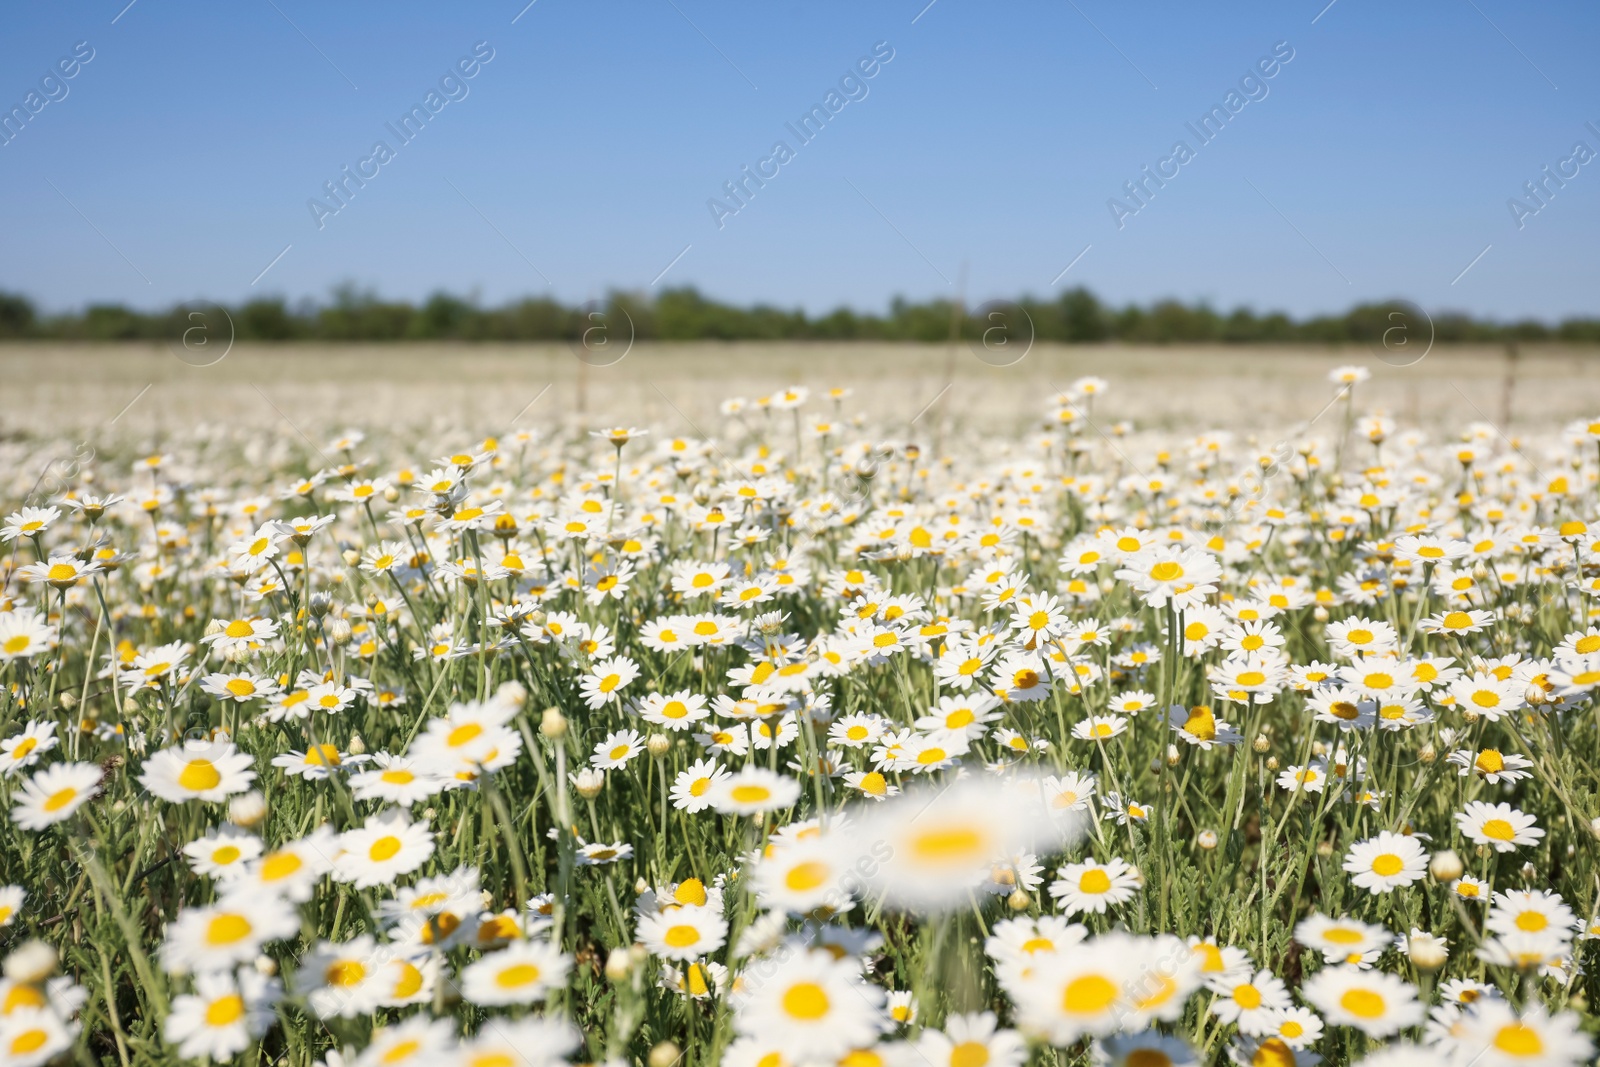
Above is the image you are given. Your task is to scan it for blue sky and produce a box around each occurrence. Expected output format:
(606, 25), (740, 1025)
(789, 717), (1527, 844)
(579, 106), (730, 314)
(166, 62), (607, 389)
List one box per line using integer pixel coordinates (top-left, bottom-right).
(2, 0), (1596, 320)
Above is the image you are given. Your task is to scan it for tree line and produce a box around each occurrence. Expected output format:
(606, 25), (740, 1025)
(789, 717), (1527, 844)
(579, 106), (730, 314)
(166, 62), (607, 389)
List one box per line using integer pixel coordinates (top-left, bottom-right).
(1, 285), (1596, 345)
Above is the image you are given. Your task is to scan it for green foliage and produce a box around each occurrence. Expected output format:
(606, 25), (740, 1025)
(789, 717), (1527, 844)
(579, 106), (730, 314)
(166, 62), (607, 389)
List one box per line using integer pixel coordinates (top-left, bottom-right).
(3, 286), (1598, 345)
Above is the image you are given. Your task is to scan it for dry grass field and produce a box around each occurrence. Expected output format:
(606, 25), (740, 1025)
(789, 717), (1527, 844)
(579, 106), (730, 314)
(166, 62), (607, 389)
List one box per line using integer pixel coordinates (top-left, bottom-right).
(1, 342), (1595, 442)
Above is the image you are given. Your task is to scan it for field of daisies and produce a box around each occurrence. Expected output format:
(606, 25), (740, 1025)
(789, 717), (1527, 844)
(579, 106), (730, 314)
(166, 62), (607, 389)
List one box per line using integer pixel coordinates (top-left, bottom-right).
(1, 366), (1598, 1067)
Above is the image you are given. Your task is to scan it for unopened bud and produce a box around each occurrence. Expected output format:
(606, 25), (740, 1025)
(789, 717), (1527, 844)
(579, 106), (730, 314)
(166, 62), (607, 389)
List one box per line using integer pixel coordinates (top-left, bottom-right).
(254, 955), (278, 977)
(3, 941), (57, 983)
(497, 680), (527, 707)
(1166, 744), (1180, 767)
(573, 768), (604, 799)
(540, 707), (568, 739)
(1418, 743), (1436, 764)
(604, 948), (631, 982)
(1407, 933), (1449, 971)
(228, 789), (267, 829)
(1313, 605), (1329, 623)
(347, 733), (366, 756)
(342, 549), (360, 566)
(1252, 734), (1270, 754)
(649, 1042), (682, 1067)
(1198, 830), (1219, 850)
(1315, 840), (1333, 857)
(647, 734), (671, 758)
(328, 619), (353, 645)
(1266, 756), (1279, 770)
(1006, 889), (1030, 911)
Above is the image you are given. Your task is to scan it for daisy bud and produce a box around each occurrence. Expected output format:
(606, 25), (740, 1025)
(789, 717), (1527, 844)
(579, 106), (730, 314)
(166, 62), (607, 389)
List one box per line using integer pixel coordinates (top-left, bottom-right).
(3, 940), (57, 983)
(573, 769), (604, 799)
(1198, 830), (1219, 850)
(497, 680), (527, 707)
(628, 943), (649, 968)
(123, 696), (141, 714)
(254, 955), (278, 977)
(423, 807), (437, 820)
(1312, 605), (1329, 623)
(540, 707), (568, 739)
(222, 643), (251, 665)
(647, 734), (671, 758)
(309, 592), (333, 618)
(1166, 745), (1180, 767)
(228, 789), (267, 829)
(635, 878), (650, 894)
(204, 618), (226, 637)
(328, 619), (353, 645)
(1471, 561), (1488, 580)
(648, 1042), (682, 1067)
(1520, 862), (1537, 881)
(383, 486), (400, 502)
(1589, 817), (1600, 840)
(1006, 889), (1031, 911)
(1525, 685), (1547, 706)
(1312, 741), (1328, 757)
(341, 549), (360, 566)
(1462, 708), (1480, 723)
(1252, 734), (1270, 753)
(1407, 933), (1449, 970)
(59, 692), (77, 711)
(1418, 743), (1436, 763)
(348, 733), (366, 756)
(1265, 756), (1279, 770)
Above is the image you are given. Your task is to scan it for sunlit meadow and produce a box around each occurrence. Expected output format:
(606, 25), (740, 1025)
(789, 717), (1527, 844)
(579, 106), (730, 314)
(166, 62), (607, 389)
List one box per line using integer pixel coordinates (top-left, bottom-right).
(1, 364), (1598, 1067)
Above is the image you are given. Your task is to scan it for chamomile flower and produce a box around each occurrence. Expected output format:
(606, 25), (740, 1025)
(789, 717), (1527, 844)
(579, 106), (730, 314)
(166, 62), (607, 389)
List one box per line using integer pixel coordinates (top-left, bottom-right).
(159, 896), (300, 974)
(710, 767), (800, 814)
(0, 722), (58, 776)
(1455, 801), (1545, 853)
(636, 904), (729, 961)
(1048, 857), (1141, 916)
(730, 947), (885, 1060)
(1300, 966), (1422, 1037)
(139, 741), (258, 804)
(333, 809), (434, 888)
(182, 824), (263, 882)
(1343, 831), (1428, 894)
(459, 940), (571, 1006)
(11, 762), (102, 830)
(915, 1012), (1025, 1067)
